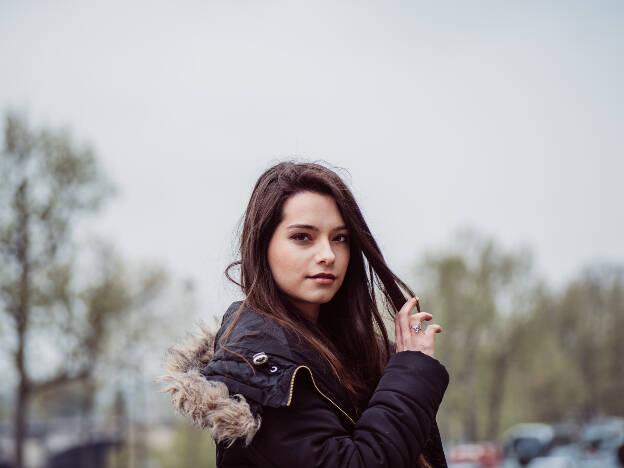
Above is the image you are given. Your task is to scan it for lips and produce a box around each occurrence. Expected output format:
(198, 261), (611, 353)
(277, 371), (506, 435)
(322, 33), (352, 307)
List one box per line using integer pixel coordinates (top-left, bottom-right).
(309, 273), (336, 279)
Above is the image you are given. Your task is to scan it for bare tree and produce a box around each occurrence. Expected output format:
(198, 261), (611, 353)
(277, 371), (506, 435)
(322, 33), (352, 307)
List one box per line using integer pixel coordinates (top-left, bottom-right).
(0, 111), (113, 468)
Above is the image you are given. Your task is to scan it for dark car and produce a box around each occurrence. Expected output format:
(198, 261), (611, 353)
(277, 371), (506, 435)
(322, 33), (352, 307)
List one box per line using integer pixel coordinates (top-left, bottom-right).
(502, 423), (554, 466)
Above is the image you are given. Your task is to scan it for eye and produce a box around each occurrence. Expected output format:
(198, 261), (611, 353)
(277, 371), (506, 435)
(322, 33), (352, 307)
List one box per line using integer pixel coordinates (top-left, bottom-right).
(290, 232), (312, 241)
(334, 234), (349, 243)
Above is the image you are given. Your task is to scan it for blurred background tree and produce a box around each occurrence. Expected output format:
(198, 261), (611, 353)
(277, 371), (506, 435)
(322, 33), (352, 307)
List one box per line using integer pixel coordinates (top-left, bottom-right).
(415, 230), (542, 441)
(0, 111), (174, 468)
(414, 230), (624, 443)
(548, 265), (624, 418)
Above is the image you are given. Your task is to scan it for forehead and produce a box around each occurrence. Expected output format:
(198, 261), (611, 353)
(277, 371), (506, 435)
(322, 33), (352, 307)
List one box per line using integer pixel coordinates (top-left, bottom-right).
(280, 191), (344, 225)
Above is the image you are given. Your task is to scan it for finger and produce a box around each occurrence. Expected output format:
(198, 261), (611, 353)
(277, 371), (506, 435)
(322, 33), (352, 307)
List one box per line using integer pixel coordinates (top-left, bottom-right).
(394, 303), (406, 352)
(394, 311), (402, 352)
(398, 297), (418, 351)
(409, 312), (432, 324)
(408, 313), (432, 336)
(425, 324), (442, 335)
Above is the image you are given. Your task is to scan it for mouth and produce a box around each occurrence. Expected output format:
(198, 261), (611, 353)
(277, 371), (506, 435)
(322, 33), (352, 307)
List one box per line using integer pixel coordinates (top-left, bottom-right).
(307, 273), (336, 285)
(308, 273), (336, 280)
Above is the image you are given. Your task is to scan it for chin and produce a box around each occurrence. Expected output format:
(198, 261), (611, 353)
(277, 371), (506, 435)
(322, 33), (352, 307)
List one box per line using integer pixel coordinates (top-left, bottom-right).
(310, 292), (338, 304)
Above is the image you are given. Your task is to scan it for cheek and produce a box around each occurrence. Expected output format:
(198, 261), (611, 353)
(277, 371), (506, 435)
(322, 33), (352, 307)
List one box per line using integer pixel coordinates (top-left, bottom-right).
(268, 242), (303, 283)
(339, 248), (350, 273)
(340, 256), (350, 283)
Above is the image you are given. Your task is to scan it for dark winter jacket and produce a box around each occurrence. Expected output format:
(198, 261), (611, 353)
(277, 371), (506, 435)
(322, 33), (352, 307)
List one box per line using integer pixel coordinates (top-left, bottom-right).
(161, 301), (450, 467)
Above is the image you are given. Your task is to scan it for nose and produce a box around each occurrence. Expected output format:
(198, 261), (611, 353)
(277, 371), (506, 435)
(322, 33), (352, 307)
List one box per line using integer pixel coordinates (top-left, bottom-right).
(316, 239), (335, 265)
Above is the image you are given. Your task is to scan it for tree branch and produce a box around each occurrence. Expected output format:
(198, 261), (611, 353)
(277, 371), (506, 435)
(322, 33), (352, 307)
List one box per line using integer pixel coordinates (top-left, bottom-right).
(30, 369), (90, 396)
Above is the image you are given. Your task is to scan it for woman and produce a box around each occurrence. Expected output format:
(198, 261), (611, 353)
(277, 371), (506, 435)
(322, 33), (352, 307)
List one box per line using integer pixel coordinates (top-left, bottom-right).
(161, 161), (449, 467)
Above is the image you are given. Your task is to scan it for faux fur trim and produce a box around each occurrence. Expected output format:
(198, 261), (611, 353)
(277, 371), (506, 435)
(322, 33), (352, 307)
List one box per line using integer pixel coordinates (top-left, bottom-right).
(159, 325), (262, 446)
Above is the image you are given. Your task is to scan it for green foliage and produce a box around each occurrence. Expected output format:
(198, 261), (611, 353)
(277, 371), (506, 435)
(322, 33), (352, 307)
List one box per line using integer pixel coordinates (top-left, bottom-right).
(0, 110), (171, 386)
(414, 230), (624, 442)
(0, 111), (174, 468)
(0, 111), (115, 372)
(546, 265), (624, 418)
(416, 231), (539, 441)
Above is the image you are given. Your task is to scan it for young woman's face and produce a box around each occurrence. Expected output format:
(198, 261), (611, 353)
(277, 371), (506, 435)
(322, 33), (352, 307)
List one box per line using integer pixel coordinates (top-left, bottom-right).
(267, 191), (350, 322)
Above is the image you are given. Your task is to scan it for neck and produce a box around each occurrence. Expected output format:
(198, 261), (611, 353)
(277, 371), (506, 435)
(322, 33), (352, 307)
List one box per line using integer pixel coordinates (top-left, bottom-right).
(293, 302), (319, 325)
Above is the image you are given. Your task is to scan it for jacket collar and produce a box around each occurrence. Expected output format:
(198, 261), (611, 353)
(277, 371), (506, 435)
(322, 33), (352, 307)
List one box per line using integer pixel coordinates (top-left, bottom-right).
(210, 301), (357, 420)
(160, 301), (357, 447)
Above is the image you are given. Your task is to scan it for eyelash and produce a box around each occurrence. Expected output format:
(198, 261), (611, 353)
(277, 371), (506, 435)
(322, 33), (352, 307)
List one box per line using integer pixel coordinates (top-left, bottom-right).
(290, 233), (349, 243)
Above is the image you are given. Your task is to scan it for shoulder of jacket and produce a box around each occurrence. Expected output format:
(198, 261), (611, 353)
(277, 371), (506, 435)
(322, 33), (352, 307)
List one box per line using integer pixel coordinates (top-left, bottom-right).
(158, 301), (296, 447)
(215, 301), (293, 355)
(158, 302), (259, 447)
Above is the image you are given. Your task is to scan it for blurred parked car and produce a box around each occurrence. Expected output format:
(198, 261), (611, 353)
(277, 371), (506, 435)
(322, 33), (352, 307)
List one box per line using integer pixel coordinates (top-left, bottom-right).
(502, 423), (554, 466)
(526, 455), (578, 467)
(449, 442), (502, 467)
(579, 417), (624, 467)
(501, 422), (581, 467)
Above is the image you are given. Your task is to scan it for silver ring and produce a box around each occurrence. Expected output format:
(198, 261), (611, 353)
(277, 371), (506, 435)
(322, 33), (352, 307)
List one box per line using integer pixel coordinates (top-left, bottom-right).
(410, 324), (421, 333)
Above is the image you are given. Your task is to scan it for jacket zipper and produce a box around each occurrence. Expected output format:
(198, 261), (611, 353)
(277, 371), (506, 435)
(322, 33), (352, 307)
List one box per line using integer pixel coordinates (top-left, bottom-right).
(287, 365), (356, 426)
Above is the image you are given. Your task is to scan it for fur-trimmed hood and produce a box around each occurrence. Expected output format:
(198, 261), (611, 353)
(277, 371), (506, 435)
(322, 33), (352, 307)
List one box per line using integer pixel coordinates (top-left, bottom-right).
(159, 301), (356, 447)
(159, 323), (262, 446)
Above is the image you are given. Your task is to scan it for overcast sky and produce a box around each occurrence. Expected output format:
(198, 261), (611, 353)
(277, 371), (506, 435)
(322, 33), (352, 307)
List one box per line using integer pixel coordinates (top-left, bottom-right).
(1, 1), (622, 317)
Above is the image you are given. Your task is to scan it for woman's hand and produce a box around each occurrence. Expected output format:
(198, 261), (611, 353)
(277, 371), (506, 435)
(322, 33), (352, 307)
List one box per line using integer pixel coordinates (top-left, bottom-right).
(394, 297), (442, 357)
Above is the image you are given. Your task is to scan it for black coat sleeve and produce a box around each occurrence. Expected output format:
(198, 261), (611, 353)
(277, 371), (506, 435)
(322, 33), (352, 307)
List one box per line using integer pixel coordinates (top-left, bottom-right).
(246, 351), (449, 468)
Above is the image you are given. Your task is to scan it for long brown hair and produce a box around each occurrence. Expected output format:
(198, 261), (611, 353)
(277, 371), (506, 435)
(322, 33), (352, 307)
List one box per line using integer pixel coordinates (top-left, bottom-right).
(224, 161), (430, 467)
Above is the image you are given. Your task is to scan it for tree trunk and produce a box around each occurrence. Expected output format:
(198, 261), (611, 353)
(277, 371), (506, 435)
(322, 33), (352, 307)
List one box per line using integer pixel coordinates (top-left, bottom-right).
(465, 378), (479, 441)
(13, 180), (30, 468)
(13, 360), (29, 468)
(485, 351), (508, 439)
(460, 341), (479, 441)
(13, 276), (29, 468)
(80, 379), (96, 467)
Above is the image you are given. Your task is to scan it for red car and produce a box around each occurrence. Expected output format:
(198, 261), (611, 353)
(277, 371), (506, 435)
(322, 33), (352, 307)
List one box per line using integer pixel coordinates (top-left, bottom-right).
(448, 442), (502, 468)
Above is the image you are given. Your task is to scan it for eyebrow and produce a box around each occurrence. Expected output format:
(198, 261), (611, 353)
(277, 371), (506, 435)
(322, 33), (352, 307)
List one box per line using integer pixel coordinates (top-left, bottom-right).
(286, 224), (348, 232)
